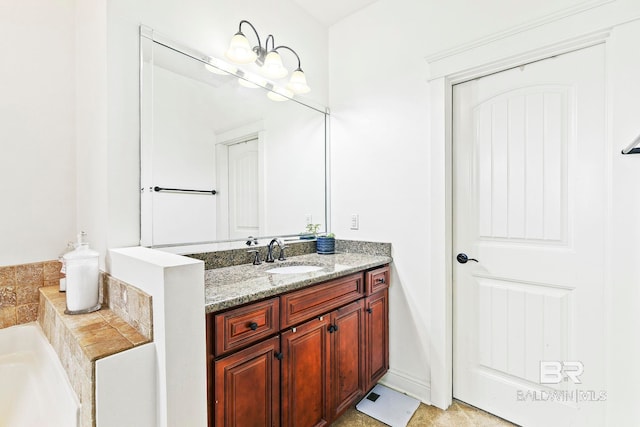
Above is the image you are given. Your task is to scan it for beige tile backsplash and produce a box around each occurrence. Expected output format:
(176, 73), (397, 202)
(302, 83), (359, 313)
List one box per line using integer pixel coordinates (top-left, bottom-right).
(0, 260), (62, 328)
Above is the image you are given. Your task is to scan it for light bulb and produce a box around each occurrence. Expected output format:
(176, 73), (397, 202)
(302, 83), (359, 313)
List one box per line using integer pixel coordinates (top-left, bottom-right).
(262, 51), (288, 79)
(225, 32), (257, 64)
(286, 69), (310, 94)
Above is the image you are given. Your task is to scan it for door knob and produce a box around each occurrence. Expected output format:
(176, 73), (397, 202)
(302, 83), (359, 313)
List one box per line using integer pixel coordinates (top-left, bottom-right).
(456, 253), (478, 264)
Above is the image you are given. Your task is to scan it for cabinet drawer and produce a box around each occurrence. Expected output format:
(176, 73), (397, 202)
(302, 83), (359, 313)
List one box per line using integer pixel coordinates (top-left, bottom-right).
(214, 297), (279, 356)
(365, 265), (389, 295)
(280, 272), (364, 329)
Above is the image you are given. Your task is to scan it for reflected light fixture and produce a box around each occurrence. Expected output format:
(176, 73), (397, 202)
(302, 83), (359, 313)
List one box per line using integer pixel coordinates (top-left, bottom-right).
(204, 57), (237, 75)
(225, 19), (310, 94)
(237, 71), (266, 89)
(267, 86), (294, 102)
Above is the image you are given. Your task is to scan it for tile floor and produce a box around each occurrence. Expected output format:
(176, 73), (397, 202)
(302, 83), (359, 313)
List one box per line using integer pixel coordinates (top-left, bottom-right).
(333, 400), (517, 426)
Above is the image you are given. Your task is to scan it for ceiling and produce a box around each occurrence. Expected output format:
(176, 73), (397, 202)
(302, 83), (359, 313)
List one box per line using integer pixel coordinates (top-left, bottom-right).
(292, 0), (379, 26)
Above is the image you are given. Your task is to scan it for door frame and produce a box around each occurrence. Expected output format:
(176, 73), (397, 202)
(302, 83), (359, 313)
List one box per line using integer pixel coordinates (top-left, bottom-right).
(426, 25), (614, 410)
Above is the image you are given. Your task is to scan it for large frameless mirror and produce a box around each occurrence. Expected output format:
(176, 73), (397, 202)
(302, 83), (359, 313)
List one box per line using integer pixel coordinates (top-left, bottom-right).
(139, 26), (328, 249)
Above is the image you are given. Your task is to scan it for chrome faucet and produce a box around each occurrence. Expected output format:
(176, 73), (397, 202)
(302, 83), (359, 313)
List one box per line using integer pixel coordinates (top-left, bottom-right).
(266, 238), (286, 262)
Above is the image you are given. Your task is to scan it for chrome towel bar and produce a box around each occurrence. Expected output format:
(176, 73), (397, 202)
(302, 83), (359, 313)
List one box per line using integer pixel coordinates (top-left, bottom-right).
(153, 186), (217, 195)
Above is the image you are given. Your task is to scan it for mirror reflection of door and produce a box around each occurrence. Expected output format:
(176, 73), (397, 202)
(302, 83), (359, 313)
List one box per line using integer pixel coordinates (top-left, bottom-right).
(228, 137), (259, 239)
(216, 134), (265, 240)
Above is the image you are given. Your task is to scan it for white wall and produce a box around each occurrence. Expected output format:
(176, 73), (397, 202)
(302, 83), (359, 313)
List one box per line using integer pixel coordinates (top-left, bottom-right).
(329, 0), (640, 422)
(0, 0), (77, 265)
(76, 0), (109, 269)
(606, 19), (640, 424)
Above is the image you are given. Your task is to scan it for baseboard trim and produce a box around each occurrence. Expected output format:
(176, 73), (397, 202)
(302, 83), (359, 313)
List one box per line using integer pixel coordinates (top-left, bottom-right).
(378, 368), (432, 405)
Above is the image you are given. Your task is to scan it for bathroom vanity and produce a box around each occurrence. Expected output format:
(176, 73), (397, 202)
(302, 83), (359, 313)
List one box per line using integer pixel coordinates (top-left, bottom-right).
(204, 253), (390, 426)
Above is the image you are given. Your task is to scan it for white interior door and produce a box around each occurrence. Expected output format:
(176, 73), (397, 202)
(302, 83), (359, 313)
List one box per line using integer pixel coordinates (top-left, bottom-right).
(453, 45), (607, 426)
(228, 138), (260, 239)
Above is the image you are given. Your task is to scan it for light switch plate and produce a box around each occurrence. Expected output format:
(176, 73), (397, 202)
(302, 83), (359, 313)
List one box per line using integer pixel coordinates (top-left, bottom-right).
(350, 214), (359, 230)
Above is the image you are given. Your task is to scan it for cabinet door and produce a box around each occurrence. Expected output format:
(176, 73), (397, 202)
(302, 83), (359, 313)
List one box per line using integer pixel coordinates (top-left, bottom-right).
(330, 299), (365, 420)
(365, 289), (389, 391)
(214, 336), (280, 427)
(281, 316), (331, 427)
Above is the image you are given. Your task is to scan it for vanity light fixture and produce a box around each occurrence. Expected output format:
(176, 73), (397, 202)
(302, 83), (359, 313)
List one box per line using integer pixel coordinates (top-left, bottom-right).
(225, 19), (311, 94)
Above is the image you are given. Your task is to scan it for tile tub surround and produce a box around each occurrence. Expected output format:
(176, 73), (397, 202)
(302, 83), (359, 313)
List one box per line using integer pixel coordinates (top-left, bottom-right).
(0, 260), (63, 328)
(101, 272), (153, 340)
(205, 251), (392, 313)
(188, 238), (391, 270)
(38, 285), (152, 427)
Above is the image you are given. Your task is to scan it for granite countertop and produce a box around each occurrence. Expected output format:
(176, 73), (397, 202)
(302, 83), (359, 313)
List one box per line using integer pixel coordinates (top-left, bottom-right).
(205, 252), (392, 313)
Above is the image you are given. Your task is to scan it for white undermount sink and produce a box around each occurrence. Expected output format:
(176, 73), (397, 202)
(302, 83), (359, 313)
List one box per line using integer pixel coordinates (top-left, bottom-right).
(266, 265), (324, 274)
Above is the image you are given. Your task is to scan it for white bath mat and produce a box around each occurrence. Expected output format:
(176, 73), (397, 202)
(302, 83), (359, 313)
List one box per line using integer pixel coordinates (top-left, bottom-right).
(356, 384), (420, 427)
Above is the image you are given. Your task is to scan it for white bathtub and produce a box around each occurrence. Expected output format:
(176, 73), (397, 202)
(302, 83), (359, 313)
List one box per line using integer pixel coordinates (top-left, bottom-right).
(0, 323), (79, 427)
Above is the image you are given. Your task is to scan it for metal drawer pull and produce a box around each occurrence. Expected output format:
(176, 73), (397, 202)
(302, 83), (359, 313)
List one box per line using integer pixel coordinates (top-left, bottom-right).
(248, 322), (258, 331)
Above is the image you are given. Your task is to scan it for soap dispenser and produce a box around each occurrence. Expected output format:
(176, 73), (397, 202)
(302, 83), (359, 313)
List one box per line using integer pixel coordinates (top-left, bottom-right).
(62, 232), (101, 314)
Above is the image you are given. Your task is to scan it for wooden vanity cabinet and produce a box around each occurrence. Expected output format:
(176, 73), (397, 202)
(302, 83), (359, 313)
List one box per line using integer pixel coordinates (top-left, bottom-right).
(213, 297), (279, 356)
(280, 299), (366, 427)
(364, 265), (390, 391)
(364, 288), (389, 391)
(208, 265), (389, 427)
(330, 299), (366, 419)
(213, 336), (281, 427)
(279, 272), (365, 329)
(281, 315), (332, 427)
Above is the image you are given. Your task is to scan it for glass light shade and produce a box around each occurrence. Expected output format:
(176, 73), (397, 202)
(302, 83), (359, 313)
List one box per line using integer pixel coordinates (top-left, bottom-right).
(225, 33), (257, 64)
(286, 69), (310, 94)
(262, 51), (288, 79)
(267, 87), (293, 102)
